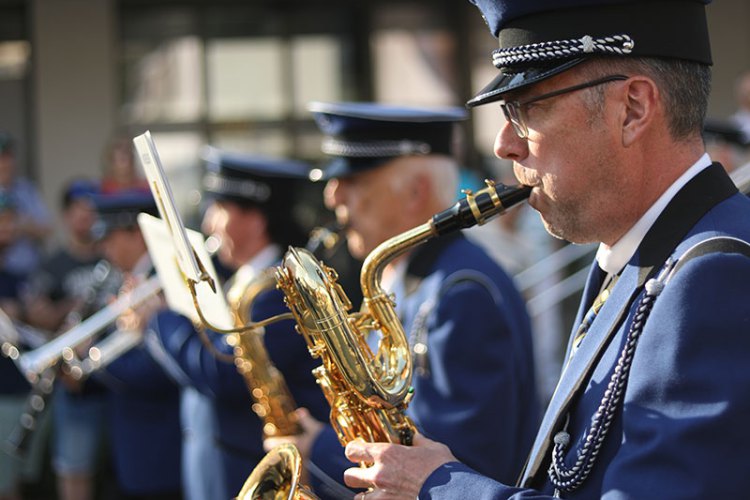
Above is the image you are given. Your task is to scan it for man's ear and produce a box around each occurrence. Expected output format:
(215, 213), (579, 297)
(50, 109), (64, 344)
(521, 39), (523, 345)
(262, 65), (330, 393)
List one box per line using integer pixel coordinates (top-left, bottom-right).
(621, 77), (659, 147)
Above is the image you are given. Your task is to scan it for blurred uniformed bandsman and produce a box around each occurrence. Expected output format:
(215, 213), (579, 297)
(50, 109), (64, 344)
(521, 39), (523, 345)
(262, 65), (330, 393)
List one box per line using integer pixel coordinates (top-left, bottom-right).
(90, 190), (183, 500)
(265, 102), (539, 499)
(149, 150), (329, 498)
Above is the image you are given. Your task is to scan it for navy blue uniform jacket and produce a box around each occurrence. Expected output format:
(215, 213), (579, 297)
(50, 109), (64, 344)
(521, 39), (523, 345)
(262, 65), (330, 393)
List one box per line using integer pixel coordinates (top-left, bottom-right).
(310, 233), (539, 498)
(99, 340), (183, 495)
(421, 164), (750, 498)
(152, 276), (329, 496)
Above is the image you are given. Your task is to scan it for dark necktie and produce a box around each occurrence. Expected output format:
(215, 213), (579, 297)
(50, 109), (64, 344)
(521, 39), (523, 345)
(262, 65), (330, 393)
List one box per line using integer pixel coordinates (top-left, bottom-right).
(567, 267), (618, 361)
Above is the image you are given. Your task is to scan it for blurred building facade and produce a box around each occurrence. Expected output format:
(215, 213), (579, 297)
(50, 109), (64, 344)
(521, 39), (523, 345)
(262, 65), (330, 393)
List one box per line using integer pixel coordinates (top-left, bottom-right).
(1, 0), (748, 218)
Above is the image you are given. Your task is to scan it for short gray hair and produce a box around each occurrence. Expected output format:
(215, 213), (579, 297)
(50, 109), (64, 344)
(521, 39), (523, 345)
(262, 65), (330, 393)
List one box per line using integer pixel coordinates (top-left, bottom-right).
(388, 155), (459, 207)
(581, 56), (712, 141)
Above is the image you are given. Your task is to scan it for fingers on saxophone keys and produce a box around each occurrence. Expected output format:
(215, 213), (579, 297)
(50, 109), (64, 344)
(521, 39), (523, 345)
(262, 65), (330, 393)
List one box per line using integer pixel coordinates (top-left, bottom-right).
(344, 461), (377, 490)
(346, 440), (370, 462)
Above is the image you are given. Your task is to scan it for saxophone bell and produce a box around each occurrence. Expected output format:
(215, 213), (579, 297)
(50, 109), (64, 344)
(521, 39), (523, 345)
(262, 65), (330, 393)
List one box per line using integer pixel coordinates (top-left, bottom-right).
(235, 444), (318, 500)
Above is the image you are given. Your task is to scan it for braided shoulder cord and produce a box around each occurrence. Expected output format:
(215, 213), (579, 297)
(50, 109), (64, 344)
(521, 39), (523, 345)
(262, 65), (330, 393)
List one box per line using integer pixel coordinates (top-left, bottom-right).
(492, 34), (634, 68)
(547, 260), (672, 496)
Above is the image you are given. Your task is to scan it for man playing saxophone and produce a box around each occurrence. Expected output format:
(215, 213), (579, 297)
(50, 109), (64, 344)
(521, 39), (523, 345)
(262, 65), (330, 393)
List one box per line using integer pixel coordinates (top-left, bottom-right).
(340, 1), (750, 498)
(265, 102), (539, 499)
(146, 150), (329, 499)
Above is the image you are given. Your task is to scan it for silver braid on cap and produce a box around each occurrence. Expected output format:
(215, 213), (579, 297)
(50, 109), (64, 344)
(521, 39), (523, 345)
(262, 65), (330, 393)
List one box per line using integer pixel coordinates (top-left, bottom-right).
(321, 137), (431, 158)
(203, 172), (271, 203)
(492, 34), (634, 68)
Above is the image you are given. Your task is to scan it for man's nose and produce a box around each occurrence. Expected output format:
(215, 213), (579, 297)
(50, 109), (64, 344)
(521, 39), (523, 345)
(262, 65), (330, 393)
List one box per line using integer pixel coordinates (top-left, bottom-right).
(494, 120), (528, 162)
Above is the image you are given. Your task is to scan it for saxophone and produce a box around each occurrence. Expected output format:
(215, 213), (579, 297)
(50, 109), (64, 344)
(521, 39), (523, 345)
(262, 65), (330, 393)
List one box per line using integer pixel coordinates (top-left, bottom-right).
(221, 225), (344, 438)
(225, 268), (302, 437)
(276, 181), (532, 448)
(237, 181), (530, 499)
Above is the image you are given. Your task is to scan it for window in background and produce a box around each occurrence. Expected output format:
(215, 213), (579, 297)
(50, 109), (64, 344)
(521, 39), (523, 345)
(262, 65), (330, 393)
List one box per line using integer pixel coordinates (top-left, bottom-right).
(122, 37), (205, 124)
(0, 3), (31, 179)
(207, 37), (286, 121)
(119, 2), (355, 161)
(371, 4), (459, 107)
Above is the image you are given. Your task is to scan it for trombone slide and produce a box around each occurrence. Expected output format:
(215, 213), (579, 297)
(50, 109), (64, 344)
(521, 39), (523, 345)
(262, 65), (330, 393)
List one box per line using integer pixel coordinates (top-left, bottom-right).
(17, 276), (162, 382)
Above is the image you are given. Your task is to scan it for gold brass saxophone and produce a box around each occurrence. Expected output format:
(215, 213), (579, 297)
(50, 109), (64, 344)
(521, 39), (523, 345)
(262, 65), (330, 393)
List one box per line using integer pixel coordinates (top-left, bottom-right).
(225, 269), (303, 437)
(276, 181), (532, 449)
(235, 444), (317, 500)
(236, 181), (530, 499)
(201, 225), (344, 438)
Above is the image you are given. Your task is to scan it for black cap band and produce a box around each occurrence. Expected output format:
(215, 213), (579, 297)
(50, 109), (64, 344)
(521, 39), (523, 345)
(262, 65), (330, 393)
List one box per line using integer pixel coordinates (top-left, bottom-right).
(498, 1), (711, 69)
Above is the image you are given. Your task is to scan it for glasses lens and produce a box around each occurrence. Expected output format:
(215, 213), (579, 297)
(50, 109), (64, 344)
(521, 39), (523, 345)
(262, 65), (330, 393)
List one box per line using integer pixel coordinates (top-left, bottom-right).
(502, 103), (527, 138)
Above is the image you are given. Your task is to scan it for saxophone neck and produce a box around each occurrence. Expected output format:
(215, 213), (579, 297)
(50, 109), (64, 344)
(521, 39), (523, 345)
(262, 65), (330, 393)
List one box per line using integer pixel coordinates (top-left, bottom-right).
(360, 181), (531, 296)
(360, 222), (436, 300)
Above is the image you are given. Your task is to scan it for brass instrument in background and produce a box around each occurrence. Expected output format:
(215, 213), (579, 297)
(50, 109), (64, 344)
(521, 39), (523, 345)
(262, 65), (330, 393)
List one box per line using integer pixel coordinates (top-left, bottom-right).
(239, 181), (531, 498)
(15, 275), (162, 382)
(225, 269), (303, 437)
(194, 224), (343, 438)
(3, 266), (160, 458)
(235, 444), (317, 500)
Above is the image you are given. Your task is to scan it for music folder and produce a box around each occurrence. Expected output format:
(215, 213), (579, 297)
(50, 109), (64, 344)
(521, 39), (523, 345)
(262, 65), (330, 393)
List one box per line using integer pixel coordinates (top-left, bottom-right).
(138, 213), (233, 330)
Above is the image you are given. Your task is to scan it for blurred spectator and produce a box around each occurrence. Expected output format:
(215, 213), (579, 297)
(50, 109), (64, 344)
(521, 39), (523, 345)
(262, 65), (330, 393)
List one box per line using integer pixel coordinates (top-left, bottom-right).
(24, 179), (110, 331)
(0, 132), (53, 280)
(23, 179), (119, 500)
(732, 69), (750, 143)
(99, 137), (149, 195)
(0, 192), (47, 500)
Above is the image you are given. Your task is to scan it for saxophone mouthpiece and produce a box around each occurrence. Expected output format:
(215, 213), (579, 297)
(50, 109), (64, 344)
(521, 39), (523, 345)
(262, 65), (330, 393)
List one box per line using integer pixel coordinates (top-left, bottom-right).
(431, 181), (531, 236)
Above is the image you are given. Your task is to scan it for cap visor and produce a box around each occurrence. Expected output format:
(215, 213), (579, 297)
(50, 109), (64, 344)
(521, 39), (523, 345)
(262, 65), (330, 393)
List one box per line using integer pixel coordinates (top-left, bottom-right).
(467, 58), (585, 107)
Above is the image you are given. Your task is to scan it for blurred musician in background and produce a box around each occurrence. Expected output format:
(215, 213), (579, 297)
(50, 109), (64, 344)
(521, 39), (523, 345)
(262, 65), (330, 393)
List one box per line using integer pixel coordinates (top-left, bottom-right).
(264, 102), (539, 499)
(147, 150), (329, 499)
(89, 190), (183, 500)
(0, 132), (53, 282)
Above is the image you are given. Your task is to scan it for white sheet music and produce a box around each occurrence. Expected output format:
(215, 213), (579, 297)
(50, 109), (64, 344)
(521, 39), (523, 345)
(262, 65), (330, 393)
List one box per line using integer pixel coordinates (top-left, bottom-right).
(138, 213), (233, 330)
(133, 131), (233, 330)
(133, 131), (203, 283)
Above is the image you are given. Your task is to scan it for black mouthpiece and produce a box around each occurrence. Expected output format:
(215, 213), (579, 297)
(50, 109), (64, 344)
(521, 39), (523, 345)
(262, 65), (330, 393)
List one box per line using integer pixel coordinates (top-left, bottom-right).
(431, 183), (531, 237)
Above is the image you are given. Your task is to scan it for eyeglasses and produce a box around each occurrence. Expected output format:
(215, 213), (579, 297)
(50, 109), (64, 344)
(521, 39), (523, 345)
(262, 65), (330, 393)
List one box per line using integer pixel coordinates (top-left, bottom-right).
(500, 74), (629, 139)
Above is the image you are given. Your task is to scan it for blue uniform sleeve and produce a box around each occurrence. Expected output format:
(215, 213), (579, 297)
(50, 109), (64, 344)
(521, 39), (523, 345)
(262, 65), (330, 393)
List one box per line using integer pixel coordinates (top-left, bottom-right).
(97, 335), (178, 395)
(308, 424), (362, 500)
(411, 272), (538, 484)
(149, 308), (249, 401)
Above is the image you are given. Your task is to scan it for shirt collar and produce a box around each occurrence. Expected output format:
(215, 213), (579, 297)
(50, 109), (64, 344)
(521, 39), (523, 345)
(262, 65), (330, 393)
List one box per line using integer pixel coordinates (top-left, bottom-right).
(596, 153), (712, 275)
(233, 244), (282, 285)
